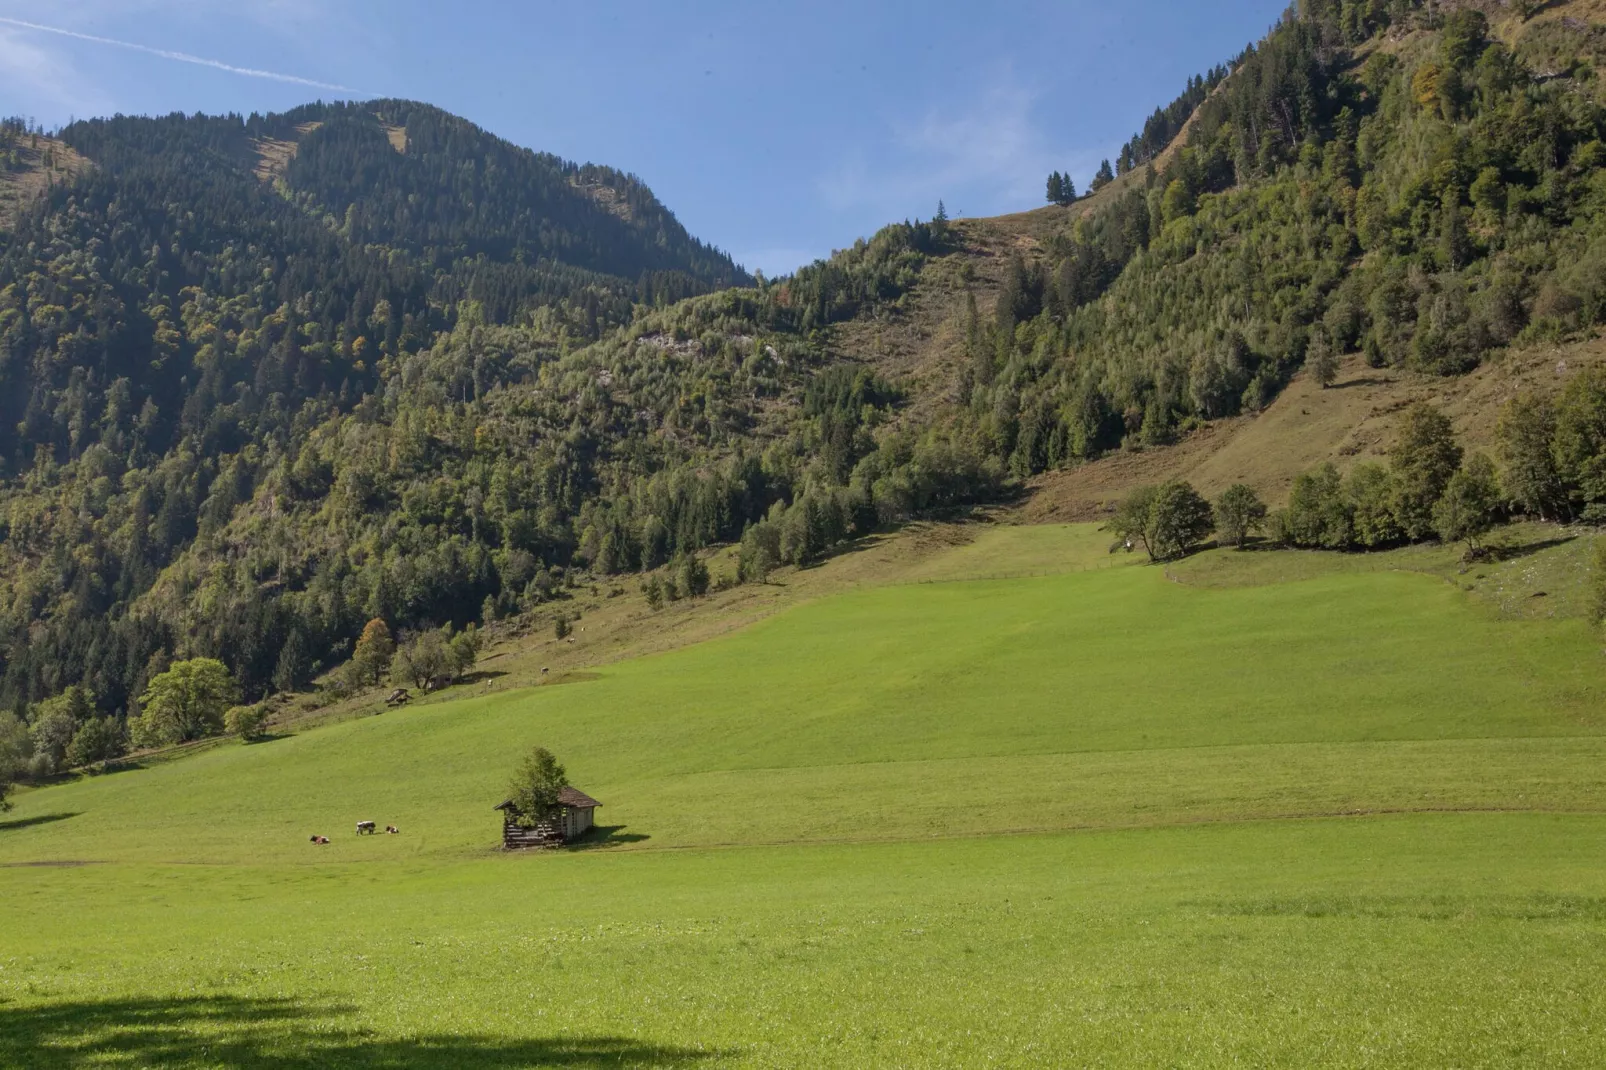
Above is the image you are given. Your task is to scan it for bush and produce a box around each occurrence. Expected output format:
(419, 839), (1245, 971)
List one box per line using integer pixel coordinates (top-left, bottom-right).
(450, 625), (482, 677)
(739, 519), (782, 584)
(65, 717), (127, 768)
(224, 705), (270, 742)
(677, 555), (711, 599)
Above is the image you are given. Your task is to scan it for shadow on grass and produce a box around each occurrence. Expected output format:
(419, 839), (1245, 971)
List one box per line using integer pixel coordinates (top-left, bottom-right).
(0, 995), (723, 1068)
(571, 825), (651, 850)
(90, 759), (147, 776)
(459, 670), (510, 686)
(0, 811), (80, 833)
(1487, 535), (1576, 563)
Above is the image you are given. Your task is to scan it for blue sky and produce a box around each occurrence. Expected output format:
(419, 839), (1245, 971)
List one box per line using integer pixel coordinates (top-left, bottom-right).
(0, 1), (1287, 275)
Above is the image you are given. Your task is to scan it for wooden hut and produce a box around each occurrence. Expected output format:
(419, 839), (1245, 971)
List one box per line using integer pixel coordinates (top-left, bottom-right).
(495, 787), (601, 849)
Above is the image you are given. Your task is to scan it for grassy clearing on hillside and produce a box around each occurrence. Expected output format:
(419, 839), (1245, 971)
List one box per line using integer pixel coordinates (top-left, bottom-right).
(3, 526), (1602, 865)
(4, 523), (1606, 1065)
(1172, 521), (1600, 622)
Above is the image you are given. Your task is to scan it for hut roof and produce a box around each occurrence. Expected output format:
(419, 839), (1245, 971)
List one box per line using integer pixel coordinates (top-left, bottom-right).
(495, 786), (601, 812)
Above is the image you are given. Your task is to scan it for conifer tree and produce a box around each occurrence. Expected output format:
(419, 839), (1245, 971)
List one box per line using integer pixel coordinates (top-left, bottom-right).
(1092, 159), (1115, 191)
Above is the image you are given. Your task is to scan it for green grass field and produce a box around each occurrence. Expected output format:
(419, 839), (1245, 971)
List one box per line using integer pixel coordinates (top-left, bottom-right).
(3, 525), (1605, 1067)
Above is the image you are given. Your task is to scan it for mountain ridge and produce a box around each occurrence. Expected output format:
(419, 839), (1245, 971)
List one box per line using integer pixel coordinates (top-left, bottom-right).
(3, 0), (1606, 740)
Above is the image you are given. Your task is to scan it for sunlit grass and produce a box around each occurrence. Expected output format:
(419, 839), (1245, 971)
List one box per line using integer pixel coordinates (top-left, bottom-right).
(3, 525), (1606, 1065)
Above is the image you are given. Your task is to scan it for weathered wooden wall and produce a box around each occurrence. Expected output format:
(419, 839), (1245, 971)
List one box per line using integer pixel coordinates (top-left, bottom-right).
(502, 818), (565, 850)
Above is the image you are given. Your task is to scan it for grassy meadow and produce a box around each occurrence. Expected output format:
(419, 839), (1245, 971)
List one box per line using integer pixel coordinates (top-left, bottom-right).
(3, 524), (1606, 1066)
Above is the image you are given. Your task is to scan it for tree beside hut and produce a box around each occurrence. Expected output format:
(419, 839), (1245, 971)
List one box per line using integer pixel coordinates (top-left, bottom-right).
(496, 746), (599, 848)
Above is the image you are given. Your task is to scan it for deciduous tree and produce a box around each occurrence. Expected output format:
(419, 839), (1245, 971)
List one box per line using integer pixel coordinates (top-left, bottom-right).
(0, 713), (29, 811)
(134, 659), (238, 747)
(1214, 484), (1267, 548)
(1147, 480), (1215, 560)
(506, 746), (569, 827)
(65, 717), (126, 768)
(352, 619), (396, 687)
(1434, 453), (1501, 554)
(1108, 485), (1160, 559)
(1495, 394), (1566, 520)
(1390, 404), (1463, 540)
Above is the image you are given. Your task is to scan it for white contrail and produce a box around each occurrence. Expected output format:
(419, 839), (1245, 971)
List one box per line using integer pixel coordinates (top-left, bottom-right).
(0, 15), (355, 93)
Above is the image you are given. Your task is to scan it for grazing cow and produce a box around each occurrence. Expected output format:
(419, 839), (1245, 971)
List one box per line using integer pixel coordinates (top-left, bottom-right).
(385, 825), (399, 835)
(310, 835), (330, 845)
(356, 820), (377, 835)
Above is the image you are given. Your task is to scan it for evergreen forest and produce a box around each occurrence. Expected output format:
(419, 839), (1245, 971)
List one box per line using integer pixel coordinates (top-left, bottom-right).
(5, 0), (1606, 768)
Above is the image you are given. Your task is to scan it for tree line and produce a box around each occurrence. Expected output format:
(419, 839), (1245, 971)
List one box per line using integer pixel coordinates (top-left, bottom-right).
(1108, 397), (1569, 568)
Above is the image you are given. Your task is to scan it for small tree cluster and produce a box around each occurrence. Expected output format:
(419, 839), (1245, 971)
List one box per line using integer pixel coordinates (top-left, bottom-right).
(640, 554), (713, 610)
(1091, 159), (1115, 192)
(391, 624), (483, 690)
(1108, 480), (1216, 561)
(1046, 171), (1078, 207)
(1496, 369), (1606, 523)
(0, 685), (129, 785)
(1274, 403), (1500, 556)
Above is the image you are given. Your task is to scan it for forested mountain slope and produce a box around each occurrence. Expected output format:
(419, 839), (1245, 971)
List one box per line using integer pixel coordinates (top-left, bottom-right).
(4, 0), (1606, 763)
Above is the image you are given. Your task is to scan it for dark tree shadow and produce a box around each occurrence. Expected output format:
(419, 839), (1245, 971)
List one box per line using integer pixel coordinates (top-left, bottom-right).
(1327, 376), (1393, 390)
(1487, 535), (1576, 563)
(0, 812), (80, 833)
(570, 825), (650, 850)
(459, 670), (510, 685)
(0, 995), (723, 1069)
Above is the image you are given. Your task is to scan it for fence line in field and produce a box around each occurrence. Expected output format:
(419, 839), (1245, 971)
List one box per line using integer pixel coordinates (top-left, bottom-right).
(887, 559), (1128, 587)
